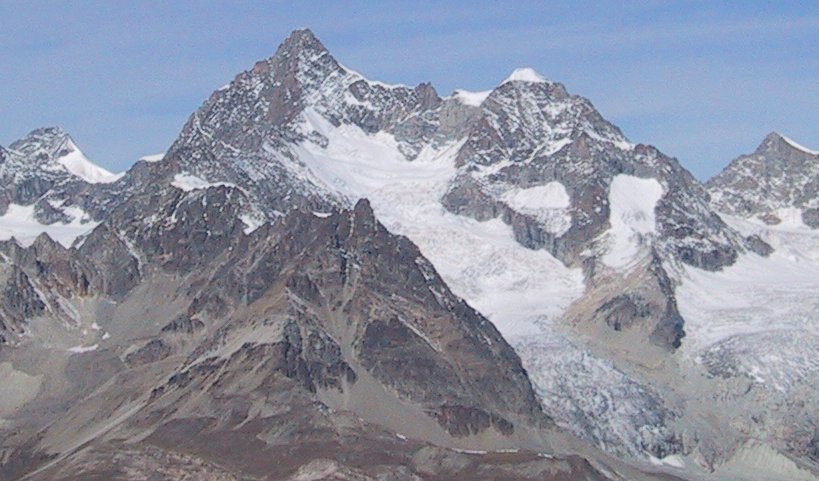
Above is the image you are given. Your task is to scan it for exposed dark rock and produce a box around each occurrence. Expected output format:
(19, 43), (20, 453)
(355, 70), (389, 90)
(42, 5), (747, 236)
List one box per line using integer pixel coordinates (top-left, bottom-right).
(126, 339), (173, 366)
(430, 404), (514, 437)
(161, 315), (205, 334)
(708, 132), (819, 229)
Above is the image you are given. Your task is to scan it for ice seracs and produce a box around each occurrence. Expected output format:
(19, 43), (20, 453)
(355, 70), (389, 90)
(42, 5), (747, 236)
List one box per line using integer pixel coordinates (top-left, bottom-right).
(3, 29), (816, 480)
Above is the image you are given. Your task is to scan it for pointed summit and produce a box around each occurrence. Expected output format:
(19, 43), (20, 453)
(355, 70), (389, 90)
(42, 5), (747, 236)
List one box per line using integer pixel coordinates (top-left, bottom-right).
(277, 28), (326, 55)
(266, 28), (340, 76)
(708, 132), (819, 226)
(756, 131), (819, 156)
(5, 126), (120, 184)
(240, 28), (340, 89)
(9, 126), (71, 157)
(756, 131), (788, 152)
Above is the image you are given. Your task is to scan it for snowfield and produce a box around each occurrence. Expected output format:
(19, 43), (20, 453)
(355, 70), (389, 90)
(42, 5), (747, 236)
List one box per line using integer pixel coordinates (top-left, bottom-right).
(677, 214), (819, 392)
(56, 139), (122, 184)
(602, 174), (663, 269)
(295, 108), (585, 339)
(501, 182), (573, 235)
(0, 204), (98, 247)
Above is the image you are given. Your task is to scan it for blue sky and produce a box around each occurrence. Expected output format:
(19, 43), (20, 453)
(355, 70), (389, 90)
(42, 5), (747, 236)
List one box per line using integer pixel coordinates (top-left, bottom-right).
(1, 1), (817, 179)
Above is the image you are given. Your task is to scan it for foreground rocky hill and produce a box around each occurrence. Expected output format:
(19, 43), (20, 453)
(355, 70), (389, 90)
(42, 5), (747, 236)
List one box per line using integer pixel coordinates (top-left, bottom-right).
(0, 190), (651, 480)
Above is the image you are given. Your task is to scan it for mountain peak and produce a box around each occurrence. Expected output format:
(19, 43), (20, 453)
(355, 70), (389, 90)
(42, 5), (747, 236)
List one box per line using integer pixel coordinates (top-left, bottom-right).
(277, 28), (327, 57)
(759, 131), (818, 156)
(503, 67), (549, 84)
(9, 126), (72, 158)
(708, 131), (819, 226)
(244, 28), (335, 82)
(5, 126), (120, 184)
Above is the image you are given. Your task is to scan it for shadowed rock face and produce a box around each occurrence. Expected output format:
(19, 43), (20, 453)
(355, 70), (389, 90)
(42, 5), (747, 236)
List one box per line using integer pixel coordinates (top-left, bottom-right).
(0, 187), (626, 480)
(707, 132), (819, 228)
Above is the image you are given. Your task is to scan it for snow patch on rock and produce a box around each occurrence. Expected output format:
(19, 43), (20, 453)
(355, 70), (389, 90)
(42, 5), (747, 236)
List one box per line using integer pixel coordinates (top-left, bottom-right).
(68, 344), (99, 354)
(453, 89), (491, 107)
(0, 204), (98, 247)
(139, 152), (165, 163)
(602, 175), (663, 269)
(502, 182), (572, 235)
(171, 173), (236, 192)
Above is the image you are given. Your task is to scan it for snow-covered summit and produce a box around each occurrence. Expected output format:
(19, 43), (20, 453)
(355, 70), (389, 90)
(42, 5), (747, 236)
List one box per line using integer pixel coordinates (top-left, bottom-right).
(0, 127), (121, 246)
(5, 127), (121, 184)
(503, 67), (549, 84)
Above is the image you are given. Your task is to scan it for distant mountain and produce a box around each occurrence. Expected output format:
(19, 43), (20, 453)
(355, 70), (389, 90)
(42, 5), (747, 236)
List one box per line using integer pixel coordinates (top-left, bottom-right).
(708, 132), (819, 228)
(0, 127), (123, 246)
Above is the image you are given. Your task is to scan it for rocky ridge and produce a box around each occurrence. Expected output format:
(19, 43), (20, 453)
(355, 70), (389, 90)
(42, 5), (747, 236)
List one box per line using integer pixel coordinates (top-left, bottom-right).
(708, 132), (819, 228)
(0, 184), (634, 480)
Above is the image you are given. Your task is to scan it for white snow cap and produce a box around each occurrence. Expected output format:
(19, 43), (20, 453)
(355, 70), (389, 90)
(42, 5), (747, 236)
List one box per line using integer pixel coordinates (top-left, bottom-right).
(780, 134), (819, 156)
(453, 89), (492, 107)
(503, 67), (548, 84)
(57, 139), (122, 184)
(139, 152), (166, 163)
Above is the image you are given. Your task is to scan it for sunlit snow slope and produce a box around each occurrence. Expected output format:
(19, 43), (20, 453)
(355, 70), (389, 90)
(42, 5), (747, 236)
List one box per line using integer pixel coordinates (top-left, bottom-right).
(678, 214), (819, 392)
(295, 109), (585, 338)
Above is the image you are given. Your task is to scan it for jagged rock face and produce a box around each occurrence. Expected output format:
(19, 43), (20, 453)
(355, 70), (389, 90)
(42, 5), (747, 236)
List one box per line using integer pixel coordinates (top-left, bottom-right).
(0, 264), (47, 343)
(170, 30), (751, 274)
(707, 132), (819, 228)
(102, 28), (765, 357)
(157, 29), (465, 219)
(442, 79), (753, 272)
(1, 189), (613, 480)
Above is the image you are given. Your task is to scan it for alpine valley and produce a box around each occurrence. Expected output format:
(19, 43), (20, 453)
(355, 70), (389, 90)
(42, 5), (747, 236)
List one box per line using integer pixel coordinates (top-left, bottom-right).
(0, 29), (817, 481)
